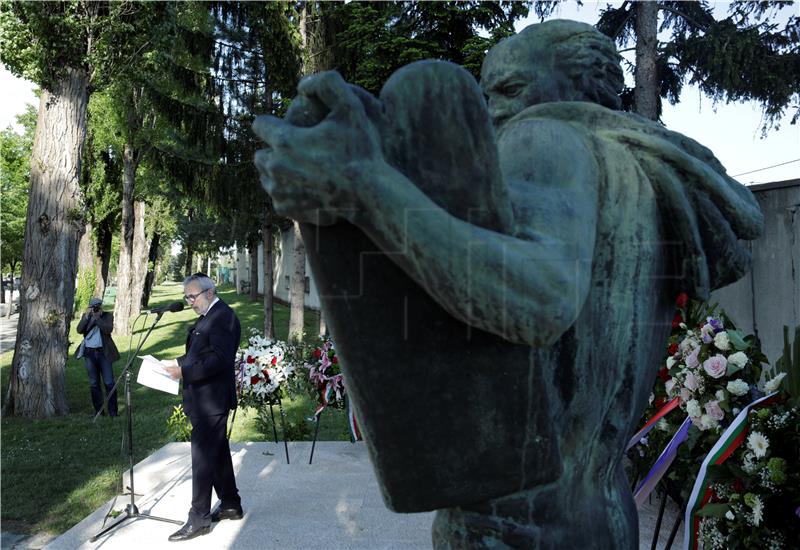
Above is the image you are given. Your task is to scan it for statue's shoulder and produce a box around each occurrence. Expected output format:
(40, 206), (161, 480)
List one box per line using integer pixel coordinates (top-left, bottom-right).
(497, 104), (598, 186)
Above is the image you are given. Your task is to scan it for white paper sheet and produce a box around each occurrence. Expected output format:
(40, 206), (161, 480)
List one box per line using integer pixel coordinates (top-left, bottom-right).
(136, 355), (179, 395)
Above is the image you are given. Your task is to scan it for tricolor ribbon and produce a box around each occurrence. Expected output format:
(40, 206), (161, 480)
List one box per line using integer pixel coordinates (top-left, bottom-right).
(626, 396), (681, 451)
(682, 392), (779, 550)
(633, 416), (692, 508)
(348, 396), (362, 442)
(313, 383), (333, 419)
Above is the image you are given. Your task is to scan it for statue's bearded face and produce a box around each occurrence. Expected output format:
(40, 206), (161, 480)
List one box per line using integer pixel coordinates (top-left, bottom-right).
(481, 38), (575, 130)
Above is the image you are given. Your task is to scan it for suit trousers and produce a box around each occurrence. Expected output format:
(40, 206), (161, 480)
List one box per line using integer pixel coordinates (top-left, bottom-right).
(189, 413), (240, 525)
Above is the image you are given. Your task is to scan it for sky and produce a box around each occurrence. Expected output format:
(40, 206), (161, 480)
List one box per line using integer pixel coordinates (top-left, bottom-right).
(513, 1), (799, 185)
(1, 1), (798, 185)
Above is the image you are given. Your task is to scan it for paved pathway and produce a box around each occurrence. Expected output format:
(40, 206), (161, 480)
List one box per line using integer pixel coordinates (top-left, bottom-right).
(0, 440), (683, 550)
(0, 311), (18, 353)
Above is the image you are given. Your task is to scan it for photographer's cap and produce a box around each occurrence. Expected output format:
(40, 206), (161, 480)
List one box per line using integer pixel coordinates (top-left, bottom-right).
(88, 298), (103, 307)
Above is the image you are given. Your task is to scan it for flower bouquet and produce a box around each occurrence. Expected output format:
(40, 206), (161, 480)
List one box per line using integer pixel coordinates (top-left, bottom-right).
(694, 402), (799, 549)
(688, 326), (800, 549)
(236, 330), (295, 410)
(627, 294), (769, 502)
(299, 336), (345, 417)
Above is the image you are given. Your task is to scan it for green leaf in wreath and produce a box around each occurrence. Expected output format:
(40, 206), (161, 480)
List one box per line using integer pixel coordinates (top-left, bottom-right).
(727, 330), (749, 351)
(726, 362), (744, 376)
(696, 503), (730, 518)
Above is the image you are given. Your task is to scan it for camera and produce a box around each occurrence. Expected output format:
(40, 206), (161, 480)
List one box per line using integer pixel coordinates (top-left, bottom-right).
(91, 304), (102, 313)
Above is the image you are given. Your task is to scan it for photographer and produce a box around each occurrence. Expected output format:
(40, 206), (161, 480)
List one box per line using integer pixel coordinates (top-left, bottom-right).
(76, 297), (119, 417)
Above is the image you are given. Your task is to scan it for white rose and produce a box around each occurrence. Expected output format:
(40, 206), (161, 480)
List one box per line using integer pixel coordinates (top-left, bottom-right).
(715, 390), (726, 402)
(726, 379), (749, 396)
(714, 331), (731, 351)
(666, 356), (676, 369)
(665, 379), (676, 396)
(700, 414), (718, 431)
(686, 399), (702, 418)
(728, 351), (748, 369)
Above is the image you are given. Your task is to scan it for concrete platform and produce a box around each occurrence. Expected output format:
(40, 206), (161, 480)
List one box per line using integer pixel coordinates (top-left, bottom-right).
(45, 442), (434, 550)
(43, 441), (683, 550)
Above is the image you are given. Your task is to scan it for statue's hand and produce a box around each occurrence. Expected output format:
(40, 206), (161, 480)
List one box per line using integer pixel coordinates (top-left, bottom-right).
(253, 71), (383, 225)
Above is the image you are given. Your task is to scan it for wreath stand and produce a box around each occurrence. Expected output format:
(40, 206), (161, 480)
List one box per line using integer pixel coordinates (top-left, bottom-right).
(230, 390), (291, 463)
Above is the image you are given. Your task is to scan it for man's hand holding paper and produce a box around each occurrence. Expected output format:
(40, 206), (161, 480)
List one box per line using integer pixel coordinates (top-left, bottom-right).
(137, 355), (180, 394)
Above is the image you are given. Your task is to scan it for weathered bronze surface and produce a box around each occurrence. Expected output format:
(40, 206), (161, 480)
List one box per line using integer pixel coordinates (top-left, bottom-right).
(254, 19), (763, 549)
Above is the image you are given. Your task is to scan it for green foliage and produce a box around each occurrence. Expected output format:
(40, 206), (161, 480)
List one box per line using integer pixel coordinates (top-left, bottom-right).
(166, 404), (191, 442)
(74, 267), (96, 314)
(0, 105), (35, 274)
(775, 325), (800, 400)
(596, 1), (799, 128)
(0, 1), (93, 88)
(326, 1), (530, 95)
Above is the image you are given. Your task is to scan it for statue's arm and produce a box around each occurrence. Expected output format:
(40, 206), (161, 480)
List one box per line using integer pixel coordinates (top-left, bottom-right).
(254, 72), (597, 346)
(351, 119), (598, 346)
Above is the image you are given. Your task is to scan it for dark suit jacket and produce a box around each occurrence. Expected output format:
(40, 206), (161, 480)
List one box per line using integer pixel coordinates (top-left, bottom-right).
(178, 299), (241, 418)
(76, 311), (120, 362)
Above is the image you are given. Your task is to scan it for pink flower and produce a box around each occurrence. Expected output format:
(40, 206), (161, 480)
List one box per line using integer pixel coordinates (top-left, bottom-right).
(685, 372), (700, 391)
(703, 355), (728, 379)
(680, 388), (693, 402)
(686, 347), (701, 369)
(704, 400), (724, 421)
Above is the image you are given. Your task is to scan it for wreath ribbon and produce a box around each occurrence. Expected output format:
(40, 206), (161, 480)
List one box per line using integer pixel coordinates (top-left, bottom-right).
(682, 392), (779, 550)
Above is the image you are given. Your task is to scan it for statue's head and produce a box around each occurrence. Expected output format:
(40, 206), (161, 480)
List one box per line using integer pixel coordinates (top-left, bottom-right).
(481, 19), (624, 129)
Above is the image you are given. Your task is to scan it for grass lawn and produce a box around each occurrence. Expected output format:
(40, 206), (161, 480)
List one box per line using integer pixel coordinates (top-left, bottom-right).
(0, 283), (351, 536)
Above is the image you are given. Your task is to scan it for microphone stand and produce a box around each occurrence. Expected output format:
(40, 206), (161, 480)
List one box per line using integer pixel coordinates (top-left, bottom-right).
(90, 311), (183, 542)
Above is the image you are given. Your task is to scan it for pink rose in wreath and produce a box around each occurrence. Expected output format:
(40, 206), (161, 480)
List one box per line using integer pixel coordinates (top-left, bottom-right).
(702, 355), (727, 379)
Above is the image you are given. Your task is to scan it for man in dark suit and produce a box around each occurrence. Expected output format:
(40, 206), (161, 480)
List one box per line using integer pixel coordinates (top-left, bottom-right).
(163, 273), (243, 542)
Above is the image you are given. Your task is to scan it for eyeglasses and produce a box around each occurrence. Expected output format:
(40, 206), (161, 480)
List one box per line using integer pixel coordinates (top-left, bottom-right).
(183, 290), (208, 303)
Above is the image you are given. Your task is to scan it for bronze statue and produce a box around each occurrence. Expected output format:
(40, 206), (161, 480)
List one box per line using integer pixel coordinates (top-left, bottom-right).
(254, 20), (762, 549)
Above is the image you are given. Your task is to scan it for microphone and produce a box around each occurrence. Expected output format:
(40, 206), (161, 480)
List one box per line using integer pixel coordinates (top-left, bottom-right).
(150, 301), (184, 314)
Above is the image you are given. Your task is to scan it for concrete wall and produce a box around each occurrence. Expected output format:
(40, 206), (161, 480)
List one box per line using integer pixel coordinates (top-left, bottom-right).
(710, 179), (800, 366)
(234, 230), (321, 310)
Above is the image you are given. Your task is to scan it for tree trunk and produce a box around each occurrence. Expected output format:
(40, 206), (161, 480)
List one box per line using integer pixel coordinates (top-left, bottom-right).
(141, 232), (160, 309)
(262, 217), (275, 339)
(78, 222), (94, 272)
(75, 221), (96, 315)
(184, 243), (194, 278)
(287, 1), (328, 343)
(113, 139), (140, 335)
(288, 221), (306, 342)
(7, 68), (89, 418)
(248, 236), (259, 302)
(634, 0), (659, 120)
(94, 217), (112, 298)
(130, 201), (149, 313)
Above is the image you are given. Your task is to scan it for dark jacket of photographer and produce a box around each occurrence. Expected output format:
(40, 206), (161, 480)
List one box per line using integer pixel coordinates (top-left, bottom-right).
(76, 311), (120, 362)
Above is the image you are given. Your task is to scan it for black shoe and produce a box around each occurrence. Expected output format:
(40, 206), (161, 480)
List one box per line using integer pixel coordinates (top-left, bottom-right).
(168, 521), (210, 542)
(211, 505), (243, 522)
